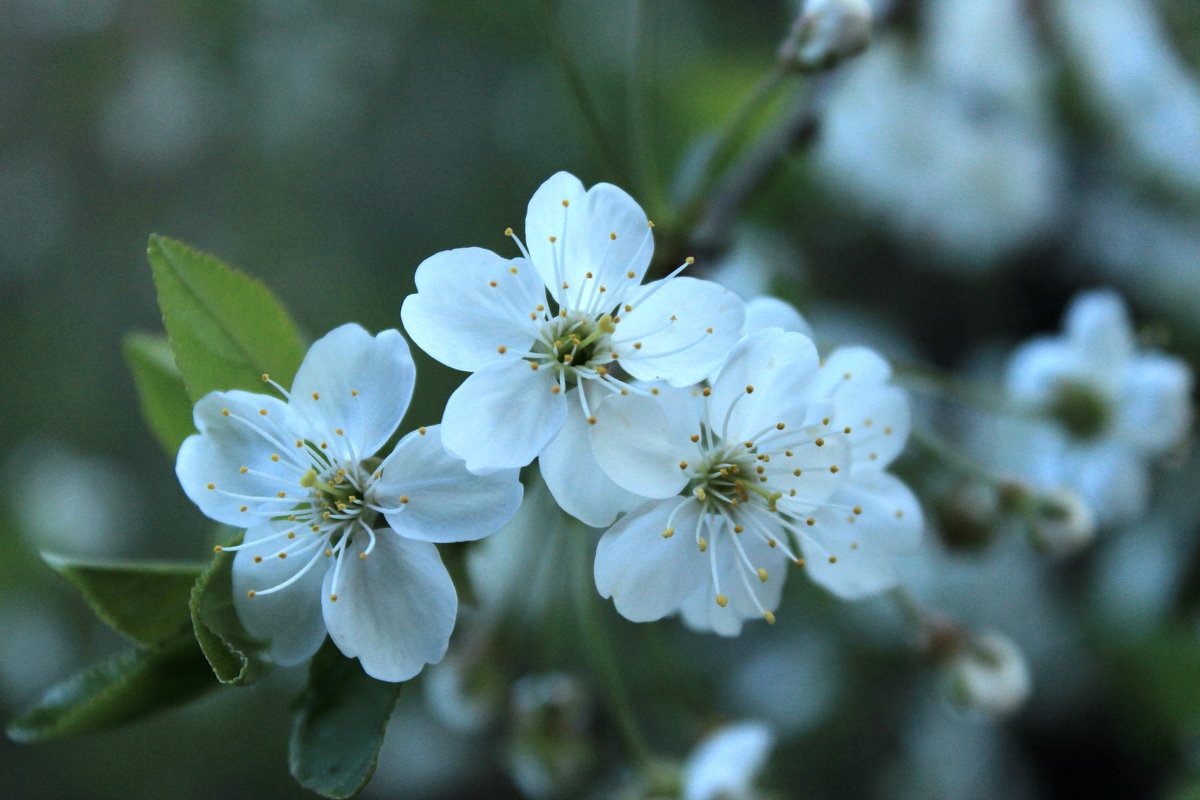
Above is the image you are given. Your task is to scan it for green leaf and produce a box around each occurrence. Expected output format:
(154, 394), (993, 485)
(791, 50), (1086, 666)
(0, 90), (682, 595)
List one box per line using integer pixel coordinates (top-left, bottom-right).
(147, 234), (306, 402)
(189, 544), (270, 686)
(6, 631), (216, 743)
(123, 332), (196, 457)
(42, 553), (202, 648)
(289, 641), (402, 799)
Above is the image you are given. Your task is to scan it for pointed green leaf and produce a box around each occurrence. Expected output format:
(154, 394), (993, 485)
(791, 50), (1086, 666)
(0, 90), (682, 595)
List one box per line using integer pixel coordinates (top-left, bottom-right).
(147, 234), (306, 402)
(6, 631), (216, 743)
(190, 543), (270, 686)
(123, 332), (196, 457)
(42, 553), (202, 647)
(289, 641), (402, 799)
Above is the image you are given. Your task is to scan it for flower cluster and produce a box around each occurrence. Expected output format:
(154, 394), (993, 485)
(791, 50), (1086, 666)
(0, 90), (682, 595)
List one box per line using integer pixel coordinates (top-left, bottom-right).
(175, 172), (923, 684)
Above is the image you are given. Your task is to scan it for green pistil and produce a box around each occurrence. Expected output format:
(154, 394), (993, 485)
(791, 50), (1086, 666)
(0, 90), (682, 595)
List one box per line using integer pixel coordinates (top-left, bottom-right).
(1047, 380), (1110, 440)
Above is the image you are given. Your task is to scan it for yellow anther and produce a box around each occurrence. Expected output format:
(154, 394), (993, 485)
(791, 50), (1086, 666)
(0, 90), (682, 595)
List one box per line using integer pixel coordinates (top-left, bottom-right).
(610, 232), (617, 240)
(329, 594), (338, 602)
(587, 416), (597, 425)
(884, 426), (894, 435)
(624, 304), (632, 312)
(626, 270), (635, 278)
(895, 510), (905, 518)
(498, 345), (507, 354)
(685, 256), (695, 264)
(239, 466), (248, 473)
(662, 527), (675, 539)
(247, 590), (256, 598)
(530, 362), (540, 370)
(795, 558), (806, 567)
(853, 506), (863, 515)
(510, 266), (519, 274)
(261, 373), (270, 383)
(647, 220), (655, 227)
(634, 342), (642, 349)
(586, 271), (594, 279)
(488, 280), (497, 287)
(561, 199), (569, 207)
(213, 545), (223, 552)
(698, 537), (708, 552)
(690, 434), (700, 443)
(359, 552), (368, 560)
(611, 352), (620, 360)
(400, 495), (409, 504)
(734, 525), (745, 533)
(776, 423), (786, 431)
(828, 556), (838, 564)
(549, 236), (557, 243)
(830, 465), (840, 473)
(843, 426), (852, 434)
(746, 385), (754, 394)
(254, 556), (263, 563)
(240, 505), (248, 512)
(764, 611), (776, 625)
(806, 517), (815, 526)
(419, 427), (427, 435)
(206, 482), (215, 490)
(815, 438), (825, 447)
(335, 428), (344, 435)
(505, 227), (514, 236)
(259, 409), (268, 416)
(679, 461), (689, 469)
(278, 552), (287, 559)
(793, 469), (802, 476)
(702, 387), (712, 397)
(822, 417), (830, 425)
(715, 594), (728, 607)
(551, 385), (561, 394)
(221, 408), (230, 416)
(650, 388), (659, 395)
(277, 491), (286, 498)
(271, 454), (280, 462)
(843, 372), (852, 380)
(767, 538), (777, 548)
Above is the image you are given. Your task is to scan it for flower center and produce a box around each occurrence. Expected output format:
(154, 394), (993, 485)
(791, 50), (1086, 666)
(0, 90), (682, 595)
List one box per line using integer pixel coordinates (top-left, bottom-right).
(532, 312), (616, 385)
(1047, 380), (1110, 440)
(687, 440), (783, 511)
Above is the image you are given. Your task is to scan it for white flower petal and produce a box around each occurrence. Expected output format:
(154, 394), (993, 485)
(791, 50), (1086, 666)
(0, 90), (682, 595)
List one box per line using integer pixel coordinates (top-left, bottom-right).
(376, 425), (523, 543)
(594, 499), (709, 623)
(525, 171), (588, 292)
(801, 471), (923, 600)
(708, 330), (819, 442)
(525, 172), (652, 302)
(441, 358), (567, 472)
(617, 277), (745, 386)
(401, 248), (542, 372)
(1006, 337), (1086, 403)
(811, 349), (910, 468)
(742, 296), (811, 337)
(682, 721), (775, 800)
(1056, 441), (1149, 525)
(176, 391), (309, 526)
(540, 389), (645, 527)
(1116, 353), (1193, 453)
(590, 386), (699, 500)
(289, 324), (416, 461)
(1065, 289), (1135, 370)
(232, 521), (329, 667)
(322, 530), (457, 683)
(678, 521), (787, 637)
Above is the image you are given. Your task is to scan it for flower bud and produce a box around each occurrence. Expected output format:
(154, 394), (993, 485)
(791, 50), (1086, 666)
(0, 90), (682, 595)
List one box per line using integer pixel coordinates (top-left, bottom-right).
(1025, 487), (1096, 555)
(943, 632), (1031, 716)
(935, 482), (999, 551)
(779, 0), (873, 72)
(504, 673), (596, 799)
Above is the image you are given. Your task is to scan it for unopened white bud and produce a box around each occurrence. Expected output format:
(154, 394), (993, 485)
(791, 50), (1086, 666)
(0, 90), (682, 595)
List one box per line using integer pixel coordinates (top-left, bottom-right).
(780, 0), (873, 72)
(1026, 488), (1096, 555)
(944, 632), (1031, 717)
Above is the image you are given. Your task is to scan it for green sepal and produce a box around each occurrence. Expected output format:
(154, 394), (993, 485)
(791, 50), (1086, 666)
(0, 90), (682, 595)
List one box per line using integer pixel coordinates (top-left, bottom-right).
(289, 641), (403, 799)
(41, 553), (202, 648)
(189, 541), (271, 686)
(123, 332), (196, 457)
(6, 630), (217, 743)
(147, 234), (306, 402)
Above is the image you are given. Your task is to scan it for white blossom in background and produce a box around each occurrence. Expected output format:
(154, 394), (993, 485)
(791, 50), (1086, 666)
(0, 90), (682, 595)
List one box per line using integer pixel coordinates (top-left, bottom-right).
(1003, 289), (1192, 524)
(681, 721), (775, 800)
(591, 324), (920, 635)
(401, 171), (744, 526)
(816, 0), (1064, 270)
(781, 0), (873, 71)
(175, 323), (523, 682)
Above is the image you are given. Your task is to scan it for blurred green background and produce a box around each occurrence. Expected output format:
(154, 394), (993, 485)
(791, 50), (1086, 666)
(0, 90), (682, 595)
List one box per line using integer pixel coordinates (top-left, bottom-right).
(3, 0), (1200, 798)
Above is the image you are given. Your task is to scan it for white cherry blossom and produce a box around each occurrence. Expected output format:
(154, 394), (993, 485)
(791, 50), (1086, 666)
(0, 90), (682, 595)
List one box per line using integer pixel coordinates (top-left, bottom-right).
(401, 171), (744, 526)
(1003, 289), (1192, 523)
(175, 323), (523, 682)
